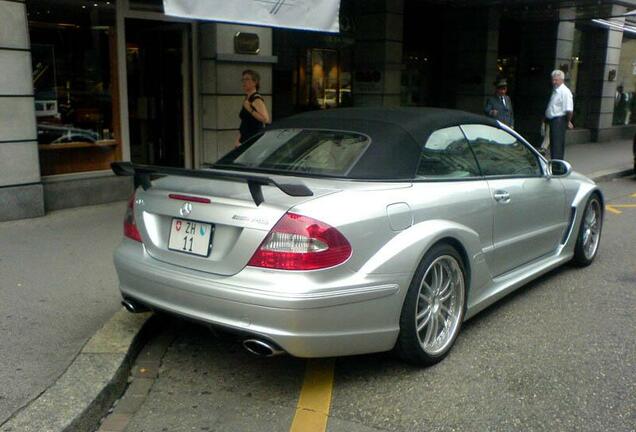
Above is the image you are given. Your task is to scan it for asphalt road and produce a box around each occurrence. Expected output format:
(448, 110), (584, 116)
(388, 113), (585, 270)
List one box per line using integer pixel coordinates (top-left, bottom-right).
(0, 202), (125, 425)
(106, 176), (636, 432)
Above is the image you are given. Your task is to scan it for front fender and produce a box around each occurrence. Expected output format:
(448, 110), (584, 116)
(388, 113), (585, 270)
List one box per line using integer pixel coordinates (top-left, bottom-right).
(561, 175), (604, 251)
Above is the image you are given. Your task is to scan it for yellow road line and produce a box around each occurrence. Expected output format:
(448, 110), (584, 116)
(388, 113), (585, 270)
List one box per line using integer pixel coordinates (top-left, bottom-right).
(290, 359), (335, 432)
(606, 204), (636, 214)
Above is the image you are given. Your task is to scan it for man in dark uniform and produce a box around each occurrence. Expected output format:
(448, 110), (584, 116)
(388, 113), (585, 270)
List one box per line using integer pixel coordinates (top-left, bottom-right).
(484, 79), (514, 128)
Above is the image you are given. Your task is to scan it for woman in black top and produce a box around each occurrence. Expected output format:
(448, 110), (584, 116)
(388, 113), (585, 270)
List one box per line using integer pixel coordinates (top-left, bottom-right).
(236, 69), (270, 147)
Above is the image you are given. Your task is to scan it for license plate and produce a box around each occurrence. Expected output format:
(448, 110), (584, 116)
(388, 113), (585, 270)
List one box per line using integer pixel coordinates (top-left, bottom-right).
(168, 218), (213, 257)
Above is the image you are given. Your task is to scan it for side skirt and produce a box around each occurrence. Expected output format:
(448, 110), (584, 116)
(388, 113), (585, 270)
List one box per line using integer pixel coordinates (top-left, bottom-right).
(464, 251), (573, 320)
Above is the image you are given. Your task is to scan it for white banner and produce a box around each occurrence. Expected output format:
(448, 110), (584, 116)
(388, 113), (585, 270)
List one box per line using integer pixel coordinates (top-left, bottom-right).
(163, 0), (340, 33)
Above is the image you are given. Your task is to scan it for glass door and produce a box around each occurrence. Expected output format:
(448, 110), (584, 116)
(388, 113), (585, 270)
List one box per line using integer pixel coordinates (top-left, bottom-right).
(125, 19), (188, 167)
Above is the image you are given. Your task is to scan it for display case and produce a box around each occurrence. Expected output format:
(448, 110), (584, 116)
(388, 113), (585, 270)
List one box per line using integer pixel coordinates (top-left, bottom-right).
(27, 0), (121, 176)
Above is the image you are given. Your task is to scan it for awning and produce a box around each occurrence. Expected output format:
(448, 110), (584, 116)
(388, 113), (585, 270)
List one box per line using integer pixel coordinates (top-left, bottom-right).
(591, 17), (636, 34)
(162, 0), (340, 33)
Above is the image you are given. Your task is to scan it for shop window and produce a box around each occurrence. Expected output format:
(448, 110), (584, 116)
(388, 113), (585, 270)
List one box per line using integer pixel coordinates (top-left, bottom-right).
(297, 48), (352, 110)
(27, 0), (120, 176)
(613, 34), (636, 126)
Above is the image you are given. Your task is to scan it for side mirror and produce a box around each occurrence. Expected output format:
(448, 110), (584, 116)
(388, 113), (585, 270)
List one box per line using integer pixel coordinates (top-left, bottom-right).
(548, 159), (572, 177)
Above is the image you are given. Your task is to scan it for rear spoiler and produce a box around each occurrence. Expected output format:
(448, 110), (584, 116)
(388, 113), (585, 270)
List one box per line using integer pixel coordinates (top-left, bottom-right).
(111, 162), (313, 206)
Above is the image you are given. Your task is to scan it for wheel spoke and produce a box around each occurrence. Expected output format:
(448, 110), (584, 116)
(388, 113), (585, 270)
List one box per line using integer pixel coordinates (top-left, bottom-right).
(438, 312), (449, 333)
(423, 313), (435, 344)
(438, 271), (452, 297)
(418, 292), (432, 304)
(439, 303), (451, 318)
(433, 264), (442, 291)
(439, 282), (454, 302)
(582, 230), (590, 247)
(416, 305), (431, 322)
(416, 307), (432, 332)
(439, 264), (459, 302)
(420, 279), (434, 297)
(425, 314), (439, 345)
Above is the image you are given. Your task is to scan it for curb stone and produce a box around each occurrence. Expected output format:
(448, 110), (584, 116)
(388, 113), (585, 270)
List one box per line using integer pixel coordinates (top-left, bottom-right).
(0, 309), (152, 432)
(589, 167), (633, 183)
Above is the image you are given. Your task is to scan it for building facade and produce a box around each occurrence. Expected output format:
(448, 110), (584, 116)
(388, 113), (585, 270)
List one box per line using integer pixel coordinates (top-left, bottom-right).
(1, 0), (635, 221)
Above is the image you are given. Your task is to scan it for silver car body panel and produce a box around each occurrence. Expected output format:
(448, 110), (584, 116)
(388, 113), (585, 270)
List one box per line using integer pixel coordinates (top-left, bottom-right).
(114, 165), (601, 357)
(113, 110), (602, 358)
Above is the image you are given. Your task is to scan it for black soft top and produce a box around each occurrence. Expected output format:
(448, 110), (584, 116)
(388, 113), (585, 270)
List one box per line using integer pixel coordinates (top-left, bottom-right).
(269, 107), (499, 179)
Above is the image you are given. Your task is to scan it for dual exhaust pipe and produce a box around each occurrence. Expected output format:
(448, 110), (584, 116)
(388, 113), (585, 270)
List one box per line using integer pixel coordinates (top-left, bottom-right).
(121, 299), (150, 314)
(242, 339), (285, 357)
(122, 299), (284, 357)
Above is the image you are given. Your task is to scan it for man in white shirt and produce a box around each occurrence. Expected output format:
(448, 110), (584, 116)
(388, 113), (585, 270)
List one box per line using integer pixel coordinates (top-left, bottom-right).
(545, 69), (574, 159)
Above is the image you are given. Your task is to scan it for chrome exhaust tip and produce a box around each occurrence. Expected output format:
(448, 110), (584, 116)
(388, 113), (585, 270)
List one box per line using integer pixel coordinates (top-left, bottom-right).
(121, 299), (149, 313)
(242, 339), (285, 357)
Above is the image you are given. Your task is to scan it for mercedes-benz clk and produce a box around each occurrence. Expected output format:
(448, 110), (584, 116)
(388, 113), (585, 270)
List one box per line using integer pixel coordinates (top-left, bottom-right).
(112, 107), (603, 366)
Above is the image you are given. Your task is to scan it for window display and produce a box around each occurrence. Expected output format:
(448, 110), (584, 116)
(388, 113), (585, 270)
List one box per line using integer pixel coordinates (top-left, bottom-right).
(298, 48), (352, 110)
(614, 34), (636, 125)
(27, 0), (120, 175)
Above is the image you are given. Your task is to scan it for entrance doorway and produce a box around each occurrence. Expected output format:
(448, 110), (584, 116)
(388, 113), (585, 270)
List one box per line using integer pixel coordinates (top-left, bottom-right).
(125, 19), (190, 167)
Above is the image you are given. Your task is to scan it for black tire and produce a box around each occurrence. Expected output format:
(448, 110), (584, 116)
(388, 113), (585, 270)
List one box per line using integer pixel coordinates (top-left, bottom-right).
(572, 193), (603, 267)
(396, 243), (467, 366)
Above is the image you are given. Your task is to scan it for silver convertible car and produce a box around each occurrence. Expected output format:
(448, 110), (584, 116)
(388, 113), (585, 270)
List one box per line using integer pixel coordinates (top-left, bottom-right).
(112, 107), (603, 366)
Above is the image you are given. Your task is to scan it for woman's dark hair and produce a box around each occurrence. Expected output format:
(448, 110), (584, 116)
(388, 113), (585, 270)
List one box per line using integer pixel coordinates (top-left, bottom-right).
(242, 69), (260, 91)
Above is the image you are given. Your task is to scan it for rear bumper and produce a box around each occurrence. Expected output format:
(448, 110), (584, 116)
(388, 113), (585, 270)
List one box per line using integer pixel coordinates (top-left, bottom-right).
(114, 240), (408, 357)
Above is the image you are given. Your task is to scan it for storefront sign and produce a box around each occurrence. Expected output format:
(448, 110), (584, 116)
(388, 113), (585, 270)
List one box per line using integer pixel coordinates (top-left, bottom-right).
(234, 32), (260, 54)
(163, 0), (341, 33)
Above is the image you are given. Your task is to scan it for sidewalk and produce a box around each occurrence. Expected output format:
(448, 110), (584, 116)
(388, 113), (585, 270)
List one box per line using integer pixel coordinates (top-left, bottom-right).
(565, 138), (634, 180)
(0, 202), (126, 430)
(0, 137), (633, 432)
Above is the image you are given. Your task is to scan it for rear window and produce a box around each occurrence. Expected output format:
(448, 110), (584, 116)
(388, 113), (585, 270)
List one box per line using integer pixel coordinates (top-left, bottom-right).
(215, 129), (370, 177)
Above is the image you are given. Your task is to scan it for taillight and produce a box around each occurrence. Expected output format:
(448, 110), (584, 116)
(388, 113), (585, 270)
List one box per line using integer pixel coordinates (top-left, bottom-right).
(248, 213), (351, 270)
(124, 194), (142, 242)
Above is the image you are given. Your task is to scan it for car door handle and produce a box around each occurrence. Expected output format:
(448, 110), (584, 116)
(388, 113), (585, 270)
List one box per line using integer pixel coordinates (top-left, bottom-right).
(493, 190), (511, 203)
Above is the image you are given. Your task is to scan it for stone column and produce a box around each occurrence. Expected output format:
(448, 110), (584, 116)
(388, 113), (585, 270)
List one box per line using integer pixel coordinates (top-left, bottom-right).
(584, 5), (627, 141)
(0, 0), (44, 221)
(554, 7), (576, 73)
(352, 0), (403, 107)
(552, 7), (594, 144)
(198, 23), (276, 164)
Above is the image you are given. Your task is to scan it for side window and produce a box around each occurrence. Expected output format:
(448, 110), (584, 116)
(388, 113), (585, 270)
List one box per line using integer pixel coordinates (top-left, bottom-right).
(461, 124), (541, 177)
(416, 126), (481, 179)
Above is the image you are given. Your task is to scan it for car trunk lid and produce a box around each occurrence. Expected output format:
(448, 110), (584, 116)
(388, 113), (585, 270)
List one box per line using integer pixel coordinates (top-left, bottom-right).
(118, 164), (339, 276)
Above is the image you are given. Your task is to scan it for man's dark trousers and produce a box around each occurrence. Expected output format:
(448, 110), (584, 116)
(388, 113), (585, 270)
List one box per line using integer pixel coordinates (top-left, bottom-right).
(549, 115), (567, 160)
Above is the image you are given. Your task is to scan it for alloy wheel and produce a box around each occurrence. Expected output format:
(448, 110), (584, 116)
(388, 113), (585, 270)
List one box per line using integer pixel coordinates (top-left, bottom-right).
(414, 255), (465, 356)
(581, 198), (601, 261)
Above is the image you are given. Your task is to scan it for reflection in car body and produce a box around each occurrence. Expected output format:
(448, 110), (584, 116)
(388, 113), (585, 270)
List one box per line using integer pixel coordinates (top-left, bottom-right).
(112, 107), (603, 365)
